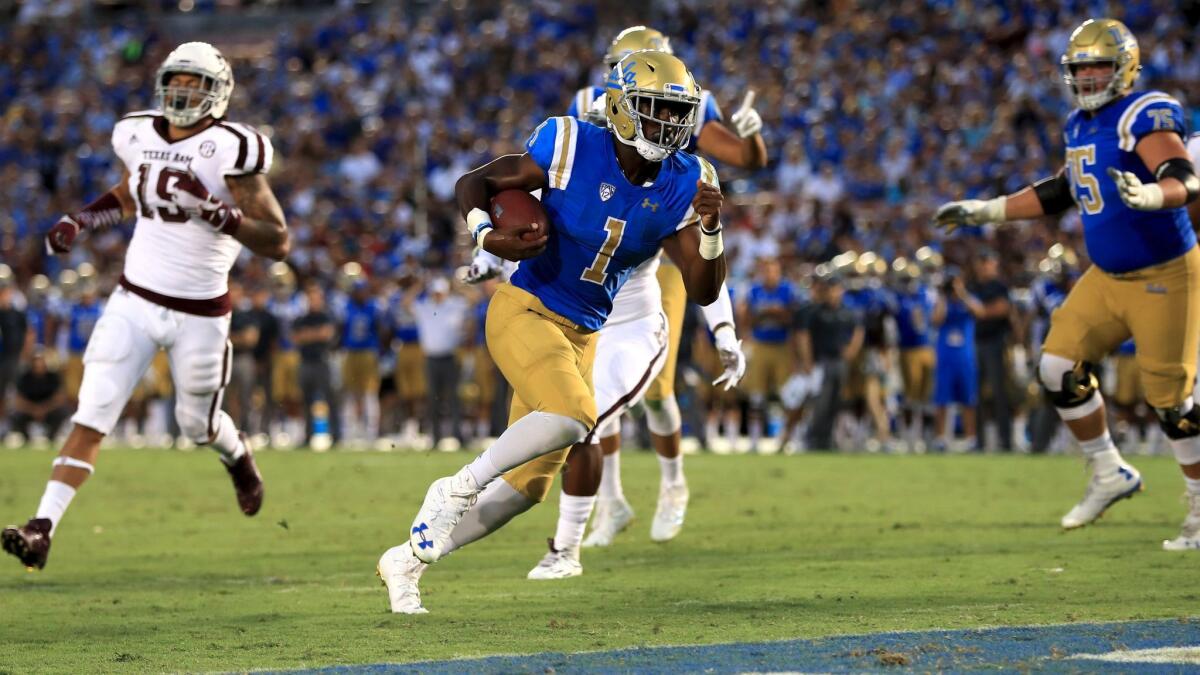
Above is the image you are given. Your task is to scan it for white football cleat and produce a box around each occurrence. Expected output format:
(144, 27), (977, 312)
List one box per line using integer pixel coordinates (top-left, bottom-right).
(1061, 464), (1142, 530)
(409, 468), (481, 563)
(1163, 493), (1200, 551)
(650, 481), (689, 542)
(581, 497), (635, 548)
(526, 539), (582, 580)
(377, 544), (428, 614)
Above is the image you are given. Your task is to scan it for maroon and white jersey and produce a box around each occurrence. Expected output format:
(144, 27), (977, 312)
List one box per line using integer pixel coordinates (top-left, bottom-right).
(112, 110), (273, 303)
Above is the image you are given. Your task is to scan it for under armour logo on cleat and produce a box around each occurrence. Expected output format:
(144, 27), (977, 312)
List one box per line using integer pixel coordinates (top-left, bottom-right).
(412, 523), (433, 549)
(1118, 466), (1134, 480)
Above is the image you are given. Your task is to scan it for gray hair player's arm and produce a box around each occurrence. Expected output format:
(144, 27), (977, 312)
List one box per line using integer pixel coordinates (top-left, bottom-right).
(225, 173), (289, 260)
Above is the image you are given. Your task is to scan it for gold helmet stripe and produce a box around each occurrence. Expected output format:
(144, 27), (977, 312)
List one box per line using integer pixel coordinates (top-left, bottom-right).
(1116, 92), (1178, 151)
(549, 116), (580, 189)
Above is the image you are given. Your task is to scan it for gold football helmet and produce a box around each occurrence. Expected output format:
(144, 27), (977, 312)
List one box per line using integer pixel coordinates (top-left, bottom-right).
(603, 26), (672, 68)
(338, 261), (364, 292)
(1061, 18), (1140, 111)
(605, 50), (700, 162)
(269, 260), (296, 296)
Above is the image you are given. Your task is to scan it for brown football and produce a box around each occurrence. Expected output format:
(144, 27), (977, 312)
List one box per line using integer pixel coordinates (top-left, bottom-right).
(489, 190), (551, 241)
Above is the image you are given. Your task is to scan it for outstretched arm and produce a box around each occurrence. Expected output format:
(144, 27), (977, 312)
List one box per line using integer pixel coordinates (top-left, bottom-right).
(454, 153), (549, 261)
(225, 173), (290, 260)
(45, 171), (136, 254)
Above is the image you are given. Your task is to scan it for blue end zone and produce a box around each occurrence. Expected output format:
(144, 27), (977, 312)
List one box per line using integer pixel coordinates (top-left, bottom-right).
(288, 618), (1200, 673)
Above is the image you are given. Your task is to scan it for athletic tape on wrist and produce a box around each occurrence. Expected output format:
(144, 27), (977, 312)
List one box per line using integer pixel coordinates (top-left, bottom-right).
(52, 456), (95, 474)
(699, 225), (723, 260)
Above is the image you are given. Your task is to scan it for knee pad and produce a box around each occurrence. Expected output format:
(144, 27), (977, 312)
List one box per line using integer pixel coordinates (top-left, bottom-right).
(1038, 354), (1100, 419)
(180, 342), (232, 395)
(645, 396), (681, 436)
(1156, 397), (1200, 441)
(174, 402), (213, 443)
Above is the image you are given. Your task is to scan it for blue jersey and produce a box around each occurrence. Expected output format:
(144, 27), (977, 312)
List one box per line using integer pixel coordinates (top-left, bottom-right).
(67, 300), (102, 353)
(517, 116), (712, 331)
(1063, 90), (1194, 273)
(936, 299), (975, 355)
(1117, 339), (1136, 356)
(746, 282), (796, 343)
(893, 286), (935, 349)
(473, 298), (489, 346)
(387, 291), (420, 344)
(567, 87), (723, 155)
(26, 306), (49, 347)
(341, 298), (382, 351)
(267, 294), (306, 350)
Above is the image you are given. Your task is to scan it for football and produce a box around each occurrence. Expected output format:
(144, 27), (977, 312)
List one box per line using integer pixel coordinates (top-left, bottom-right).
(490, 189), (550, 241)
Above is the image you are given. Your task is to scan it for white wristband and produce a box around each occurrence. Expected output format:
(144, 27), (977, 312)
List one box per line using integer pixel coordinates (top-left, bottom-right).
(466, 208), (493, 243)
(699, 224), (723, 260)
(980, 197), (1006, 223)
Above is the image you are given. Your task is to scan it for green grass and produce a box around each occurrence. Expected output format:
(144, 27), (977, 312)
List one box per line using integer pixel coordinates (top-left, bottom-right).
(0, 448), (1196, 673)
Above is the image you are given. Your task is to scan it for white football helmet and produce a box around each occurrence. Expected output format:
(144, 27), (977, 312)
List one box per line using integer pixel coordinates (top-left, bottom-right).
(156, 42), (234, 127)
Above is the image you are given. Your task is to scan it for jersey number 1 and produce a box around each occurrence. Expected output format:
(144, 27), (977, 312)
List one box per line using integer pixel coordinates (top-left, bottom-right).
(136, 163), (192, 223)
(580, 217), (627, 285)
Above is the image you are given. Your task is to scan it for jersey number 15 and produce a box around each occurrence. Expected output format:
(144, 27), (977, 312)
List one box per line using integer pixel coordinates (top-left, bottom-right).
(136, 163), (192, 223)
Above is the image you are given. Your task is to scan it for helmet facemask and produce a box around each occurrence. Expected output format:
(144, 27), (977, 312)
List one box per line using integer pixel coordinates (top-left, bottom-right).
(614, 90), (698, 162)
(157, 69), (228, 127)
(1062, 59), (1120, 111)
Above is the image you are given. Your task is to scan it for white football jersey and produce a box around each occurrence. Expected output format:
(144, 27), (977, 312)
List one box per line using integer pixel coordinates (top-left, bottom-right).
(607, 252), (663, 325)
(112, 111), (273, 300)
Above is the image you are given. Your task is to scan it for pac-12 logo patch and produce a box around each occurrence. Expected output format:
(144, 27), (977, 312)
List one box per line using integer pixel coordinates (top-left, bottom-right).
(599, 183), (615, 201)
(199, 140), (217, 158)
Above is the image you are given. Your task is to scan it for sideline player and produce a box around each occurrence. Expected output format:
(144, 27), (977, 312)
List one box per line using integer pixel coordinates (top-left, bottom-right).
(935, 19), (1200, 544)
(379, 51), (727, 612)
(2, 42), (289, 570)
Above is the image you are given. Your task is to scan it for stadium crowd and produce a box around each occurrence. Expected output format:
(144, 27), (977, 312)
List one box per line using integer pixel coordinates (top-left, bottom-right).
(1, 0), (1199, 454)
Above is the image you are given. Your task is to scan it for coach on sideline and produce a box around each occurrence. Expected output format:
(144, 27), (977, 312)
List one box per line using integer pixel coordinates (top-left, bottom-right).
(408, 277), (469, 450)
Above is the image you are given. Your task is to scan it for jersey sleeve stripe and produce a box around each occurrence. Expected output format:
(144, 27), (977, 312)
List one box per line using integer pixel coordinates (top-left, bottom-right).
(219, 122), (250, 172)
(575, 89), (590, 121)
(674, 205), (700, 231)
(1117, 93), (1176, 151)
(252, 129), (266, 173)
(550, 116), (578, 190)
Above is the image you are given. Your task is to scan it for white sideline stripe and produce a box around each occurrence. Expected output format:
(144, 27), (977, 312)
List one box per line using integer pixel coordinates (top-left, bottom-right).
(1069, 646), (1200, 664)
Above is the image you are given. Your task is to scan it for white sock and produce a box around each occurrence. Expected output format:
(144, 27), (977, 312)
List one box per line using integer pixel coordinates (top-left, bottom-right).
(1184, 476), (1200, 496)
(209, 411), (246, 466)
(599, 452), (625, 501)
(1079, 431), (1122, 476)
(553, 492), (596, 551)
(465, 411), (588, 486)
(444, 480), (535, 555)
(364, 396), (380, 441)
(35, 481), (77, 537)
(658, 454), (684, 487)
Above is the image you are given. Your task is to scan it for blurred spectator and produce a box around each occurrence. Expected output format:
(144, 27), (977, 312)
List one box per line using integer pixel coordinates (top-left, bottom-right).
(933, 272), (985, 452)
(0, 274), (26, 426)
(739, 257), (798, 451)
(410, 276), (469, 449)
(9, 349), (69, 441)
(248, 286), (280, 438)
(340, 279), (384, 443)
(293, 282), (341, 448)
(63, 281), (101, 404)
(388, 273), (426, 443)
(226, 282), (261, 434)
(970, 251), (1014, 451)
(798, 274), (863, 451)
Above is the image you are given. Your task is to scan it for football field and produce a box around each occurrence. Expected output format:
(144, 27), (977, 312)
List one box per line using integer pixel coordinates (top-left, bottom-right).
(0, 448), (1197, 673)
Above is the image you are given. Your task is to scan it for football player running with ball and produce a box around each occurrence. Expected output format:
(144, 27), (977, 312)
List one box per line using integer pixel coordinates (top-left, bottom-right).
(3, 42), (289, 571)
(378, 51), (727, 613)
(935, 19), (1200, 547)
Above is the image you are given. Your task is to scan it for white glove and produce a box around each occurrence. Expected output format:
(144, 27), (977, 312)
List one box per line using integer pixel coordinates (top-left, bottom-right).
(729, 91), (762, 139)
(1108, 167), (1164, 211)
(463, 249), (504, 285)
(711, 325), (746, 391)
(933, 197), (1005, 233)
